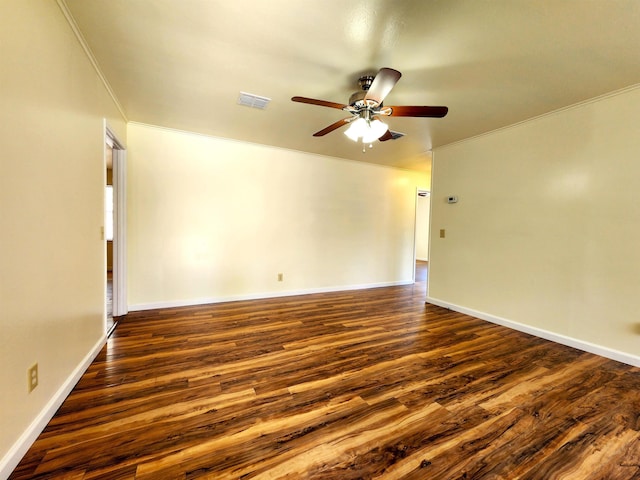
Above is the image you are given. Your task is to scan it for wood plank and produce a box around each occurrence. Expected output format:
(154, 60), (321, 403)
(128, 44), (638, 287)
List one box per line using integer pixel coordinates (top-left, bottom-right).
(9, 264), (640, 479)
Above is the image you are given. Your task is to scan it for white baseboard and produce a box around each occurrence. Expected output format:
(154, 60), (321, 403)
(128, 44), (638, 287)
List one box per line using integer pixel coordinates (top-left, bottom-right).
(0, 334), (107, 479)
(426, 296), (640, 368)
(130, 280), (413, 312)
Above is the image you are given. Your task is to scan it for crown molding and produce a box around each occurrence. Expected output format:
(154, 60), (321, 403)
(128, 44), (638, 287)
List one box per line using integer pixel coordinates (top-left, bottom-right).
(56, 0), (128, 122)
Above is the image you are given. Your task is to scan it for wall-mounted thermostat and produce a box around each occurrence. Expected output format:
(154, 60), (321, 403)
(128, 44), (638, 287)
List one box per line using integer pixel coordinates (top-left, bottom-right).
(447, 196), (458, 204)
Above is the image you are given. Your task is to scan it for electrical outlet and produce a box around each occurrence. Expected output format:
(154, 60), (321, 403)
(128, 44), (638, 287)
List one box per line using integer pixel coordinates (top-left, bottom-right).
(277, 273), (283, 282)
(28, 363), (38, 393)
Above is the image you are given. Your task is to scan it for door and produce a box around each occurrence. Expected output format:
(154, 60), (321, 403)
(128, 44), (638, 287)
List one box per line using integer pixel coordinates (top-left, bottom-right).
(105, 123), (127, 330)
(105, 141), (115, 332)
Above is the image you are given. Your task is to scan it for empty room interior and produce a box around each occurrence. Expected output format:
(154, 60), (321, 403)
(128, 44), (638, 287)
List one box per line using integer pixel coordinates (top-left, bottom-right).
(2, 1), (640, 478)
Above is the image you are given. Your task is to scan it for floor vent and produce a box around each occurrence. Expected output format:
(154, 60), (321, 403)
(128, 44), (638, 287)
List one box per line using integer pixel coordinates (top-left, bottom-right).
(237, 92), (271, 109)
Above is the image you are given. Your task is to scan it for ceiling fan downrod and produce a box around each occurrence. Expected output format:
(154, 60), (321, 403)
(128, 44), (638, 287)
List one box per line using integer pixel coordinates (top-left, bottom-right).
(358, 75), (375, 91)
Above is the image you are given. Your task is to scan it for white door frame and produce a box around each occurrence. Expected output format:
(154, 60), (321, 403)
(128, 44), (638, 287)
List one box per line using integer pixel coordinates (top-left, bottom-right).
(105, 121), (128, 318)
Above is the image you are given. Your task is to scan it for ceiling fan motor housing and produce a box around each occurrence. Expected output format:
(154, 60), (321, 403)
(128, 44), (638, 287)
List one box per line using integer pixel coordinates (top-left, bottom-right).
(349, 90), (367, 108)
(349, 75), (376, 108)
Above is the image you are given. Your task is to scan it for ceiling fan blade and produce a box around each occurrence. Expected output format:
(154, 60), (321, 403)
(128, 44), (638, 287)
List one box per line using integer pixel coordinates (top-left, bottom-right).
(378, 130), (393, 142)
(292, 96), (348, 110)
(387, 105), (449, 118)
(364, 68), (402, 105)
(313, 117), (352, 136)
(378, 130), (405, 142)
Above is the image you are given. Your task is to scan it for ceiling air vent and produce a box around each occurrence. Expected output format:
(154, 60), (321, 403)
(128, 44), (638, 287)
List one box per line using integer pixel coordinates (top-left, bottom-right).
(237, 92), (271, 110)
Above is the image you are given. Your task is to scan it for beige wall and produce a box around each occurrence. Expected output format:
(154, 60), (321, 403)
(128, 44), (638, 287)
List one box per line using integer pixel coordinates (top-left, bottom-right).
(429, 86), (640, 363)
(127, 123), (426, 309)
(0, 0), (126, 470)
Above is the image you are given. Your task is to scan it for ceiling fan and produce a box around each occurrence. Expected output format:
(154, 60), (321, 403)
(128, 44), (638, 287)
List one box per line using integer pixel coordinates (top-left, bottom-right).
(292, 68), (448, 148)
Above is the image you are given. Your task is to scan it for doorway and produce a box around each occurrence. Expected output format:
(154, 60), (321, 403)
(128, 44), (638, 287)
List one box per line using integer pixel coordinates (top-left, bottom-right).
(105, 142), (114, 332)
(105, 122), (127, 334)
(415, 189), (430, 285)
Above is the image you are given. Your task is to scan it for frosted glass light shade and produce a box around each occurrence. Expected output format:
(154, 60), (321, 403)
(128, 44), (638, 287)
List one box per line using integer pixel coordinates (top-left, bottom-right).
(363, 119), (388, 143)
(344, 118), (367, 141)
(344, 118), (388, 143)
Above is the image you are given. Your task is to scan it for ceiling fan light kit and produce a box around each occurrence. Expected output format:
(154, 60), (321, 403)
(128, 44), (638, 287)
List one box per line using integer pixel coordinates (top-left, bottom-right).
(344, 115), (389, 143)
(292, 67), (448, 151)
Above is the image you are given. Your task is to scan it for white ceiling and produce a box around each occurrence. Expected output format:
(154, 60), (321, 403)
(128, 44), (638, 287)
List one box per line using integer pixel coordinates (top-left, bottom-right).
(63, 0), (640, 172)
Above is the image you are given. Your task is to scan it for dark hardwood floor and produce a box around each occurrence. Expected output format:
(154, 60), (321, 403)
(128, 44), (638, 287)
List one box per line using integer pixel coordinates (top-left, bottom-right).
(11, 262), (640, 479)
